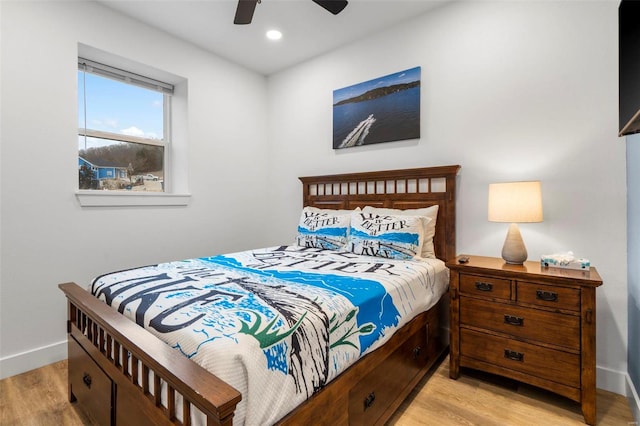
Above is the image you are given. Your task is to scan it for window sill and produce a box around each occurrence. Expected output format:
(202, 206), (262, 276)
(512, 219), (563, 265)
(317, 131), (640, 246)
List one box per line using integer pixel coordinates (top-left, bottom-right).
(76, 191), (191, 207)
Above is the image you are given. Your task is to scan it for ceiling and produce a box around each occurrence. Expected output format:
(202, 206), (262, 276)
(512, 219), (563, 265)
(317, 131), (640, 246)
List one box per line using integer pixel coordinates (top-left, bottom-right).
(97, 0), (448, 75)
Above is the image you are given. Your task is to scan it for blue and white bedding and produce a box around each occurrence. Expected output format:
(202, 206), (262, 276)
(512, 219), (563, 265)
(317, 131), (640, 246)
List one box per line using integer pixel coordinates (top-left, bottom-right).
(90, 245), (449, 425)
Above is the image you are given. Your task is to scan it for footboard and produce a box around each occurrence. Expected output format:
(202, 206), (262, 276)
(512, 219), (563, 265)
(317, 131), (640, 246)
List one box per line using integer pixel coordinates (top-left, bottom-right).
(59, 282), (241, 426)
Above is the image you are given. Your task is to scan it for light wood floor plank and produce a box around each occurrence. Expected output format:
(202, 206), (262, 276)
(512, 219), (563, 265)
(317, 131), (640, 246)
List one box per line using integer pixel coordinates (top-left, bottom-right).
(1, 355), (635, 425)
(389, 355), (635, 425)
(0, 361), (92, 426)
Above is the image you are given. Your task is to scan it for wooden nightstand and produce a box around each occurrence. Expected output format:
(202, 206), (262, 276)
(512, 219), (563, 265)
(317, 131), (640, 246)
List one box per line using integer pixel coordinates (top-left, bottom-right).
(447, 255), (603, 425)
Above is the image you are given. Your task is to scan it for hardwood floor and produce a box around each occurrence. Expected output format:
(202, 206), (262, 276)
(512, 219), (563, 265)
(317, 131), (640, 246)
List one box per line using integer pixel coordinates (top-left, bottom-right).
(388, 355), (635, 426)
(0, 355), (635, 425)
(0, 360), (92, 425)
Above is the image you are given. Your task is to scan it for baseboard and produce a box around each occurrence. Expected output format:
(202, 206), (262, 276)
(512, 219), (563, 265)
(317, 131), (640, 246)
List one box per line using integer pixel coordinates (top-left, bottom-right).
(0, 340), (67, 380)
(627, 374), (640, 424)
(597, 364), (631, 396)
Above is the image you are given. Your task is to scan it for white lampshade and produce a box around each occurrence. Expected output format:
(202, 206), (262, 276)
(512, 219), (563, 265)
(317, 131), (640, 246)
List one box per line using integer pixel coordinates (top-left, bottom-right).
(488, 181), (543, 264)
(488, 181), (543, 223)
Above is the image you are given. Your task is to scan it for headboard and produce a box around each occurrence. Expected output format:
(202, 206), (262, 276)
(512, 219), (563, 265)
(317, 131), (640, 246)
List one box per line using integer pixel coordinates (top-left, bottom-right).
(299, 165), (461, 263)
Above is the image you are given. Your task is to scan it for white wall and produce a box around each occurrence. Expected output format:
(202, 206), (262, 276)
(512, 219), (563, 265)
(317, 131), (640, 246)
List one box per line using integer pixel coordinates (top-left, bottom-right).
(266, 1), (628, 394)
(0, 1), (270, 378)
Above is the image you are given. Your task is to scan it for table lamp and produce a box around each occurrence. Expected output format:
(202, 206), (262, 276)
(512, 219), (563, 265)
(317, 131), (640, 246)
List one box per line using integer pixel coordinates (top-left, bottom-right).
(488, 181), (543, 264)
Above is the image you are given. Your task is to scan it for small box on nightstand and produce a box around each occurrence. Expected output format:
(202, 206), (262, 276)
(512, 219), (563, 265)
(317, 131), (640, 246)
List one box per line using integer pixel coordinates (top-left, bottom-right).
(540, 253), (590, 270)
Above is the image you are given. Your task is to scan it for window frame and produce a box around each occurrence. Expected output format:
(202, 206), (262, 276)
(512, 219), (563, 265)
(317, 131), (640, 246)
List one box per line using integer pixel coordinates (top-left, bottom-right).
(75, 53), (189, 207)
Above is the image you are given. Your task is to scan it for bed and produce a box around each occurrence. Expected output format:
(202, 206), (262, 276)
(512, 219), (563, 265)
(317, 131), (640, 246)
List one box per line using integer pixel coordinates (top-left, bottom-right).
(59, 165), (460, 426)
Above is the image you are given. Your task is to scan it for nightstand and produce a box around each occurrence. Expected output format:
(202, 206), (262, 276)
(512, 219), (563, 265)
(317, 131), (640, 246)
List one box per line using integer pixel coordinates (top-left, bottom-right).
(447, 255), (603, 425)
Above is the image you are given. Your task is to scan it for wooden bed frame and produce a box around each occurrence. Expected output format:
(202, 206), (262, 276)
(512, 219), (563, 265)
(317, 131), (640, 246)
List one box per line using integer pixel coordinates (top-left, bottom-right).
(59, 165), (460, 426)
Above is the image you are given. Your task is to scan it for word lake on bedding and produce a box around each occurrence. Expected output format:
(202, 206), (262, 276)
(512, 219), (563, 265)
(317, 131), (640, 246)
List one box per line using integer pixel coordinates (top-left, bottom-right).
(90, 245), (449, 425)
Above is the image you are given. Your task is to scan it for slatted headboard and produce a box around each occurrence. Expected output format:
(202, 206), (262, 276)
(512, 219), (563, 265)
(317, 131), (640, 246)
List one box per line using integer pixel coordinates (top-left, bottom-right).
(299, 165), (461, 262)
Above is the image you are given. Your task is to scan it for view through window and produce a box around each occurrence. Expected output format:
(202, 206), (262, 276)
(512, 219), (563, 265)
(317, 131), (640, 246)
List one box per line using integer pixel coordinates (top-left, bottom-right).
(78, 58), (172, 192)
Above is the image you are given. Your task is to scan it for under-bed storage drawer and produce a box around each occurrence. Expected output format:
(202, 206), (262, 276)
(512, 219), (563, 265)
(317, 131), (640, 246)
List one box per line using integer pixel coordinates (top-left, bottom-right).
(68, 337), (113, 426)
(348, 326), (428, 425)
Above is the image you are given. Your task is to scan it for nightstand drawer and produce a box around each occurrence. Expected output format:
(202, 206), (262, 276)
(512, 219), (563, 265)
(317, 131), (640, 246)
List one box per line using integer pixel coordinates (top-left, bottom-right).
(460, 329), (580, 388)
(460, 297), (580, 350)
(518, 281), (580, 311)
(460, 274), (511, 300)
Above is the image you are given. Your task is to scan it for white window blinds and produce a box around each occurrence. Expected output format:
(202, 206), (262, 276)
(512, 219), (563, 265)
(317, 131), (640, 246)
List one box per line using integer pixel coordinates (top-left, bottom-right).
(78, 57), (174, 95)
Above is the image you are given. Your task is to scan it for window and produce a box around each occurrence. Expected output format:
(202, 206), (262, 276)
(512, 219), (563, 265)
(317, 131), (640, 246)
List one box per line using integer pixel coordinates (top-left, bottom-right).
(78, 58), (173, 192)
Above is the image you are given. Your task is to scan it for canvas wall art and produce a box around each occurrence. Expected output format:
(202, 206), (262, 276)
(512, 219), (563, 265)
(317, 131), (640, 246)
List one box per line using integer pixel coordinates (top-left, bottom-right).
(333, 67), (421, 149)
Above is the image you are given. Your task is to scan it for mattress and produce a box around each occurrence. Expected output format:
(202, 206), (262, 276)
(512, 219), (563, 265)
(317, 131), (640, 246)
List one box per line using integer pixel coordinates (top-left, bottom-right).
(90, 245), (449, 425)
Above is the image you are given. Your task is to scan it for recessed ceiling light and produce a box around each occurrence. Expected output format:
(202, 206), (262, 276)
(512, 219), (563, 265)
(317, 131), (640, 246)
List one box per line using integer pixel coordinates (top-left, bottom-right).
(266, 30), (282, 41)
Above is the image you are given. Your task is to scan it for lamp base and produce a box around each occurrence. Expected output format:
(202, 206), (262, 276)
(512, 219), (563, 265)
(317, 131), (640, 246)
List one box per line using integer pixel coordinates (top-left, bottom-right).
(501, 223), (528, 265)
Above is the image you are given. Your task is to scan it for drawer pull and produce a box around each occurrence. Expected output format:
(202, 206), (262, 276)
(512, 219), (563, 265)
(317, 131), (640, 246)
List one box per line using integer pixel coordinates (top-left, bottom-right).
(413, 346), (422, 359)
(503, 315), (524, 326)
(536, 290), (558, 302)
(585, 308), (593, 324)
(363, 392), (376, 410)
(82, 373), (92, 389)
(504, 349), (524, 362)
(475, 281), (493, 292)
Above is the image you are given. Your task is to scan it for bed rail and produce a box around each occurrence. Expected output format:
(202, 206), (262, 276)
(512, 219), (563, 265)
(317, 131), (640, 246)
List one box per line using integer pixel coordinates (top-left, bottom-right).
(59, 282), (241, 426)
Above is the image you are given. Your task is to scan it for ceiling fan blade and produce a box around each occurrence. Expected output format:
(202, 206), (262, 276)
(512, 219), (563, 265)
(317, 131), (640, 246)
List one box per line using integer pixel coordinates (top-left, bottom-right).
(234, 0), (258, 25)
(312, 0), (348, 15)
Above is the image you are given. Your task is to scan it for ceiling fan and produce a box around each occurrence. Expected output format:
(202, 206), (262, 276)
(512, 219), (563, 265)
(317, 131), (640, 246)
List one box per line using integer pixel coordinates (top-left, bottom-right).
(234, 0), (348, 25)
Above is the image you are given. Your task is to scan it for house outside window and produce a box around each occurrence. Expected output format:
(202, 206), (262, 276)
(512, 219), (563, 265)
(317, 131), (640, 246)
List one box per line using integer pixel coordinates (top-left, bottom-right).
(78, 58), (173, 192)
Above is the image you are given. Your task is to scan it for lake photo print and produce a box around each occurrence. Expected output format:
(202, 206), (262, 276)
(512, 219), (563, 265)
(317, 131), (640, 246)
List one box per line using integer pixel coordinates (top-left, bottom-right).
(333, 66), (421, 149)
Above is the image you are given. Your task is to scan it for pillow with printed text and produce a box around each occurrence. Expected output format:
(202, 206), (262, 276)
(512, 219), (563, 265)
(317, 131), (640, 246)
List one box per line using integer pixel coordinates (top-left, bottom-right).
(347, 211), (428, 260)
(296, 207), (351, 250)
(362, 205), (439, 259)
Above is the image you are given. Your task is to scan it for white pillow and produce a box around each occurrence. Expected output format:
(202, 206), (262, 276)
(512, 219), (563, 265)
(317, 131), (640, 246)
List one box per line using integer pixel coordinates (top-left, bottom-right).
(347, 211), (427, 260)
(362, 205), (439, 258)
(296, 207), (351, 250)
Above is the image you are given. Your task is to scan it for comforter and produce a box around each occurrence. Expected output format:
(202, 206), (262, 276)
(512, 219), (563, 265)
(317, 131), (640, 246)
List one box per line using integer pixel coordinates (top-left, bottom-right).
(90, 245), (448, 425)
